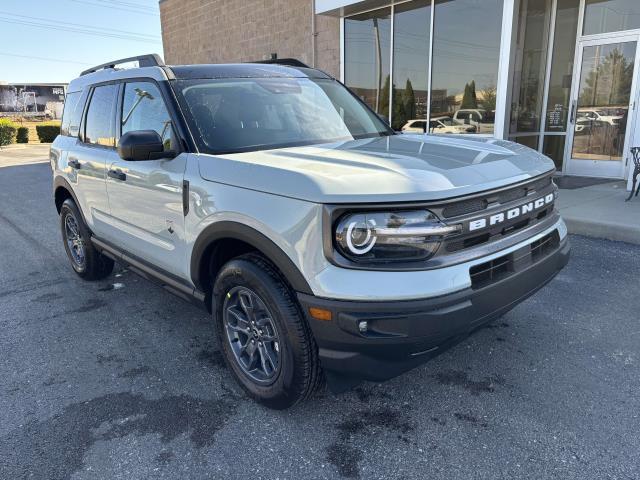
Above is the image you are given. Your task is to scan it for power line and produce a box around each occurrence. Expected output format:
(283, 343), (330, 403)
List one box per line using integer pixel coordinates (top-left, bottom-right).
(0, 18), (161, 43)
(94, 0), (158, 11)
(0, 11), (160, 38)
(0, 51), (91, 65)
(69, 0), (160, 16)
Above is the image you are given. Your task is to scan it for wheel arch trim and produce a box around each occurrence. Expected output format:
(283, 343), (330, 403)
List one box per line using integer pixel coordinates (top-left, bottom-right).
(54, 176), (85, 220)
(190, 221), (313, 295)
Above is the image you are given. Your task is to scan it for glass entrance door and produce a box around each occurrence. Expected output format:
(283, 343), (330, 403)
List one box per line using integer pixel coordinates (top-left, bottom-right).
(565, 36), (640, 178)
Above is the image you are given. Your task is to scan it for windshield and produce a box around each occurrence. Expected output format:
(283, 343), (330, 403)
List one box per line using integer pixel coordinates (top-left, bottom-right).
(175, 77), (393, 154)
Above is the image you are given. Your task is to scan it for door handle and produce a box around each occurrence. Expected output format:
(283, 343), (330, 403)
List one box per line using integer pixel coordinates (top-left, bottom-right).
(108, 169), (126, 181)
(68, 157), (81, 170)
(569, 101), (576, 123)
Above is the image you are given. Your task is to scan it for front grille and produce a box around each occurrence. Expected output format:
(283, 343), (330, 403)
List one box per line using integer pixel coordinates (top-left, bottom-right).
(469, 230), (560, 289)
(441, 175), (552, 219)
(469, 255), (513, 289)
(531, 229), (560, 262)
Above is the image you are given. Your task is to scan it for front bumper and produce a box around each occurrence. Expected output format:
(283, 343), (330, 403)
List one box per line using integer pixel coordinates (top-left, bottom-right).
(298, 233), (570, 385)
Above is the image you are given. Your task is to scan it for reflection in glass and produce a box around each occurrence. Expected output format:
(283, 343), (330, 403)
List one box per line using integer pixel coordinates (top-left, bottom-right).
(392, 0), (431, 131)
(510, 135), (539, 150)
(85, 84), (117, 147)
(543, 135), (566, 170)
(572, 42), (636, 162)
(509, 0), (551, 135)
(122, 82), (174, 150)
(545, 0), (580, 133)
(344, 8), (391, 115)
(430, 0), (503, 135)
(583, 0), (640, 35)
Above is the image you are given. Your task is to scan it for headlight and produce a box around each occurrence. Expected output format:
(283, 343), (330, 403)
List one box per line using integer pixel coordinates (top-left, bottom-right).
(334, 210), (461, 263)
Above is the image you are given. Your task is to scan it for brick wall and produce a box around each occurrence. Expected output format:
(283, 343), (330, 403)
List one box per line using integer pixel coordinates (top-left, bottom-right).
(159, 0), (340, 78)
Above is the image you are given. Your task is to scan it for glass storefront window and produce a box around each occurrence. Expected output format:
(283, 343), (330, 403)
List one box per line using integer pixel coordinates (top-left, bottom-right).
(571, 41), (636, 162)
(543, 135), (566, 170)
(545, 0), (580, 133)
(391, 0), (431, 131)
(344, 8), (392, 116)
(511, 135), (540, 149)
(509, 0), (552, 135)
(430, 0), (503, 135)
(583, 0), (640, 35)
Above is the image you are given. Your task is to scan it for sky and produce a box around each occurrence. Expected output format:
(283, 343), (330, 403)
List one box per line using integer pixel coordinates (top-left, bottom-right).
(0, 0), (163, 84)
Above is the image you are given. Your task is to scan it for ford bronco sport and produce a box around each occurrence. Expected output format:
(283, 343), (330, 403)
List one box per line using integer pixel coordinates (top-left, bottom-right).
(51, 54), (570, 409)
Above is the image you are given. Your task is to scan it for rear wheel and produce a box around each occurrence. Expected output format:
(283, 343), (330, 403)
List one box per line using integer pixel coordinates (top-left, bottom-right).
(213, 253), (323, 409)
(60, 198), (114, 280)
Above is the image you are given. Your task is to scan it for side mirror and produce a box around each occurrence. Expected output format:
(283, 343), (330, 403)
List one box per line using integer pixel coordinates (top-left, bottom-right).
(117, 130), (176, 161)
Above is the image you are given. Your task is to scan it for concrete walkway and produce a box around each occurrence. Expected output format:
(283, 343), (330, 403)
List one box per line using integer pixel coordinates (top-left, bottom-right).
(0, 143), (50, 167)
(556, 180), (640, 245)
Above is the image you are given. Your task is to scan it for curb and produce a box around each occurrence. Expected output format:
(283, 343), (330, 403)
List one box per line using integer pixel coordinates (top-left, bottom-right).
(563, 217), (640, 245)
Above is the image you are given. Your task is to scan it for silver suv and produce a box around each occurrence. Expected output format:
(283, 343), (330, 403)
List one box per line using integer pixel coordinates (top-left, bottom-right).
(51, 54), (570, 409)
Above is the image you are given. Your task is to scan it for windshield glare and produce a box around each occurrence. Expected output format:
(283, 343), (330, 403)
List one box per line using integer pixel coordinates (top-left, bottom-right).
(176, 77), (392, 154)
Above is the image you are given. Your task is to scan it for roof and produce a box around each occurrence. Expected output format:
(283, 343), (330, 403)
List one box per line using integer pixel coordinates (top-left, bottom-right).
(167, 63), (331, 80)
(68, 61), (331, 92)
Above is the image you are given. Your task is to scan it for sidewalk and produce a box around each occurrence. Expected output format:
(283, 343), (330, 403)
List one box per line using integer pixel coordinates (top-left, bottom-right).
(556, 179), (640, 245)
(0, 143), (50, 167)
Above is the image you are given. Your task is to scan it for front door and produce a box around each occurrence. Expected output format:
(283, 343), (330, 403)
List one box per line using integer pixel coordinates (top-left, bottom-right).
(104, 80), (188, 277)
(565, 35), (640, 178)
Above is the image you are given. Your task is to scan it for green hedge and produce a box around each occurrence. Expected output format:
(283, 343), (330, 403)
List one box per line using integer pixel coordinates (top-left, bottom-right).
(0, 118), (18, 147)
(16, 127), (29, 143)
(36, 122), (61, 143)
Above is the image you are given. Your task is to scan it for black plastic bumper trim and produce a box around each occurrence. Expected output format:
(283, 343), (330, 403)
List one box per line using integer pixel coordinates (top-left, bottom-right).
(298, 235), (570, 384)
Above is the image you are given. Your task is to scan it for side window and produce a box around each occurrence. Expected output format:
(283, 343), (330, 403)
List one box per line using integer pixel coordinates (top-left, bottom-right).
(61, 90), (88, 137)
(61, 92), (79, 136)
(121, 82), (175, 151)
(85, 84), (117, 147)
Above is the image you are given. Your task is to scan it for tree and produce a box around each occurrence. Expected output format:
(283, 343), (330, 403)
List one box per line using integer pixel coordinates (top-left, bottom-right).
(403, 79), (416, 120)
(480, 85), (497, 111)
(579, 47), (634, 108)
(379, 75), (390, 118)
(461, 81), (478, 109)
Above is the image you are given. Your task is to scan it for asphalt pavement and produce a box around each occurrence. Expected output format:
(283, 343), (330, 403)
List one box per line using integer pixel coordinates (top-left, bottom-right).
(1, 145), (639, 479)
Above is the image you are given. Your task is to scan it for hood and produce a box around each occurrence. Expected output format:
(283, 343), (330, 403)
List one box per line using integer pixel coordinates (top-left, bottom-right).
(197, 134), (555, 204)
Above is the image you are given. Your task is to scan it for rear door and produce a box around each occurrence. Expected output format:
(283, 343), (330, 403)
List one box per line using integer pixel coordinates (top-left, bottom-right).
(67, 83), (119, 236)
(104, 80), (188, 275)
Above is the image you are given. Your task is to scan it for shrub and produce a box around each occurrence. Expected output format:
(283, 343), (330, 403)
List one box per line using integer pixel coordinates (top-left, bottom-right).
(36, 122), (61, 143)
(16, 126), (29, 143)
(0, 118), (18, 147)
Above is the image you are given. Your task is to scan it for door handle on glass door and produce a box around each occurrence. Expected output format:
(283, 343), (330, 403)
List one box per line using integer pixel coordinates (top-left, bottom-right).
(569, 101), (576, 123)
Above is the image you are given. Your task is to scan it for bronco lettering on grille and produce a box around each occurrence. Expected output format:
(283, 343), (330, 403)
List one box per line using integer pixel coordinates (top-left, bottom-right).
(468, 193), (555, 232)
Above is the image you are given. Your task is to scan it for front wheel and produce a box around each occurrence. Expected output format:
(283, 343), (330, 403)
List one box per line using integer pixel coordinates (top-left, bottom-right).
(213, 254), (323, 409)
(60, 198), (114, 280)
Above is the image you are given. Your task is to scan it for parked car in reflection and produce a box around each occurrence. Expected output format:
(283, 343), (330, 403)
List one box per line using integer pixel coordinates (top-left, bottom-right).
(401, 117), (476, 134)
(429, 116), (476, 134)
(453, 109), (495, 133)
(577, 108), (623, 126)
(400, 119), (428, 133)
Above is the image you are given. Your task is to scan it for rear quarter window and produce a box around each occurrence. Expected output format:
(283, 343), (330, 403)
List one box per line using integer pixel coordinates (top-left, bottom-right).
(60, 90), (88, 137)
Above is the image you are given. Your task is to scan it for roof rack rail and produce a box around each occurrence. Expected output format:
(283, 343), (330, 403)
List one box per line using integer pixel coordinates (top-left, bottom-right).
(80, 54), (164, 76)
(252, 58), (310, 68)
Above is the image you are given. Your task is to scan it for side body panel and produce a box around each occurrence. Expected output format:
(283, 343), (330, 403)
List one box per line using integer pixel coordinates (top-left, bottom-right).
(51, 133), (111, 235)
(183, 154), (326, 289)
(103, 153), (188, 275)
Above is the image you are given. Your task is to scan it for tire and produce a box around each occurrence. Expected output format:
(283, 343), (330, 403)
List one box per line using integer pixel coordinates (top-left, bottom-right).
(213, 253), (323, 409)
(60, 198), (114, 280)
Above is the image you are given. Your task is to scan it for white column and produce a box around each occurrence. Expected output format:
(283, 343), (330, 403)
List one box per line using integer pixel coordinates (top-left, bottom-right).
(494, 0), (518, 140)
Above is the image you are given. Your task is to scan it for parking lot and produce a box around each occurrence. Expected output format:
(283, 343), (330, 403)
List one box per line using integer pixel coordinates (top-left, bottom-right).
(1, 145), (639, 480)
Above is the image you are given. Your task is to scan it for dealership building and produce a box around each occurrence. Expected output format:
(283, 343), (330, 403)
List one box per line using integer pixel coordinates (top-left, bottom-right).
(160, 0), (640, 189)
